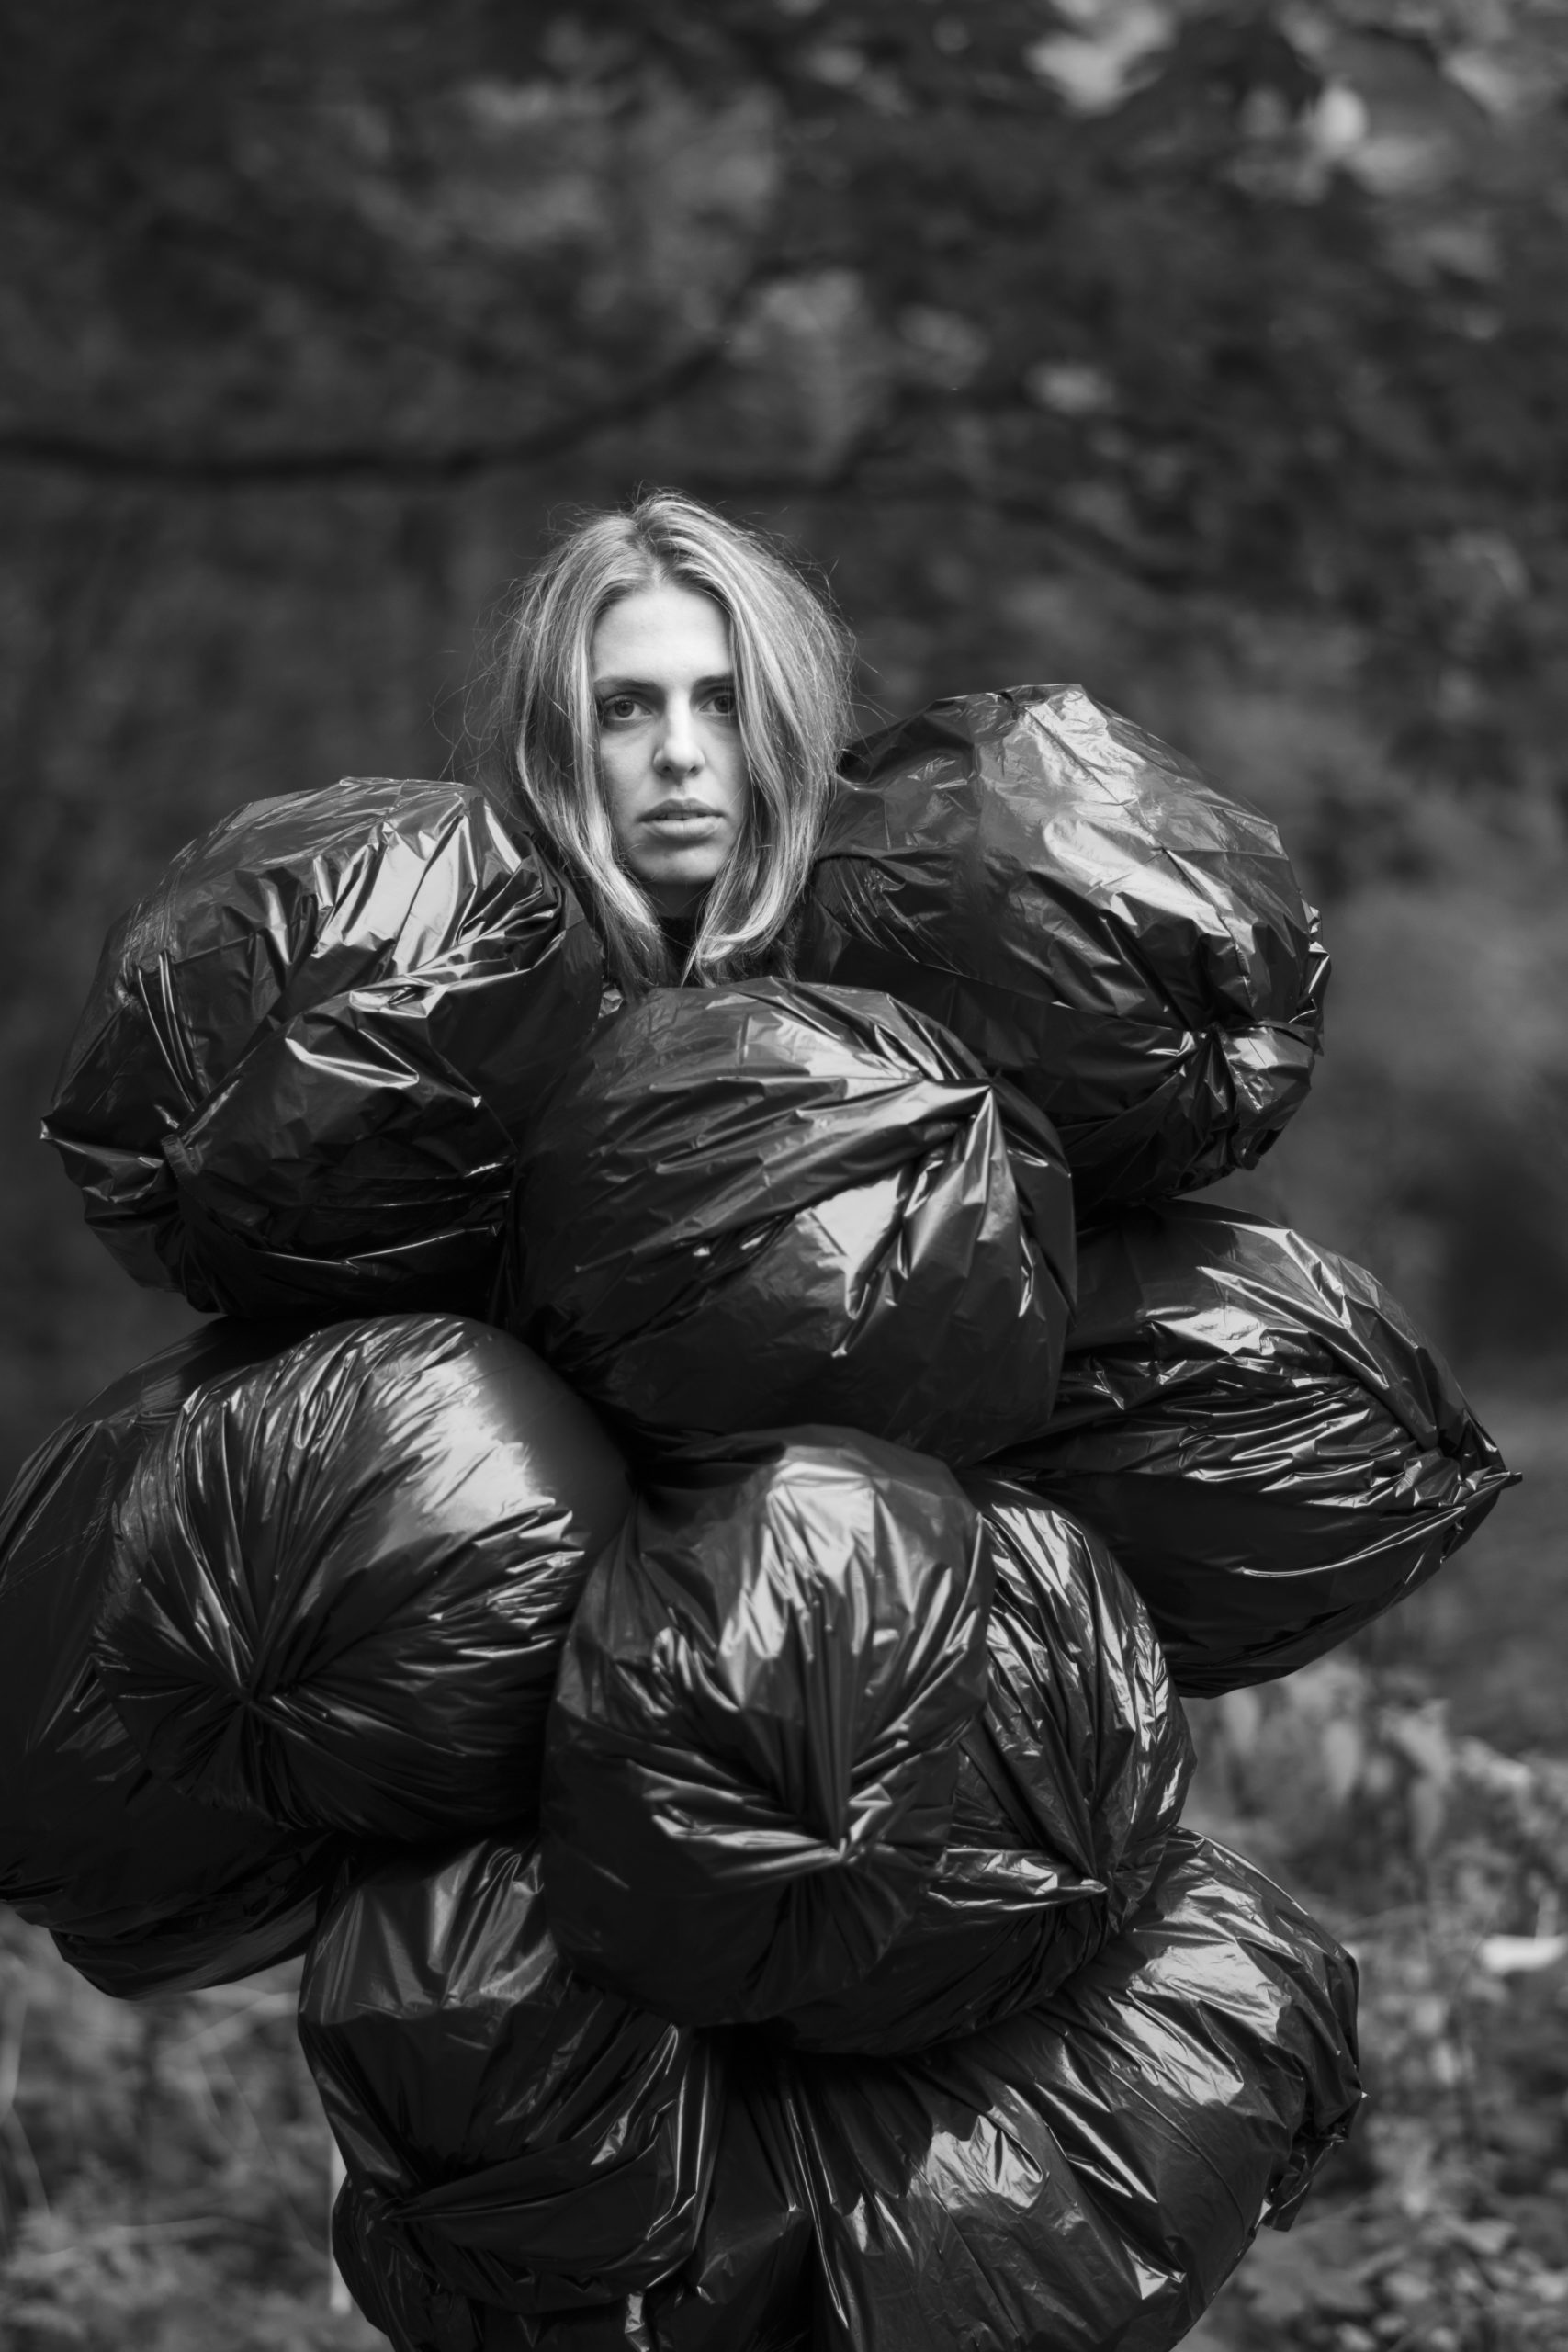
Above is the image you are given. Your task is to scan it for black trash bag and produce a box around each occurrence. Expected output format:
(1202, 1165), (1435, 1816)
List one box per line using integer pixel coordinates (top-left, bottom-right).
(541, 1433), (992, 2025)
(322, 1841), (1353, 2352)
(796, 686), (1329, 1211)
(502, 980), (1075, 1465)
(635, 2052), (813, 2352)
(333, 2044), (814, 2352)
(333, 2178), (484, 2352)
(993, 1203), (1516, 1695)
(786, 1829), (1361, 2352)
(0, 1323), (338, 1996)
(299, 1837), (725, 2321)
(43, 778), (604, 1319)
(773, 1476), (1193, 2052)
(95, 1315), (632, 1842)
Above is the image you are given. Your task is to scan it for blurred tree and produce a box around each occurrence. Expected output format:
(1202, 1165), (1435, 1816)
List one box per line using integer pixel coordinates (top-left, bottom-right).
(6, 0), (1566, 659)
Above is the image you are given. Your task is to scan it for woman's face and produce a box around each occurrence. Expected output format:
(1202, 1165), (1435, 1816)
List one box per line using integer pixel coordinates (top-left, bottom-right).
(591, 582), (749, 917)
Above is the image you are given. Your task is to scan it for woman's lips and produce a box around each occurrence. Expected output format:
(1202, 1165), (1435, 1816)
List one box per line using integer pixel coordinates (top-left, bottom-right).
(642, 805), (722, 833)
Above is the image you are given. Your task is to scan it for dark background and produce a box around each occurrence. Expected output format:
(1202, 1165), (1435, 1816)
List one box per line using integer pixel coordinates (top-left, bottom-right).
(3, 5), (1568, 2346)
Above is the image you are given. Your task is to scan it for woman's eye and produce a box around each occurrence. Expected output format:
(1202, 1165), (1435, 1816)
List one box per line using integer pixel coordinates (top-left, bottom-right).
(598, 695), (642, 725)
(706, 689), (739, 719)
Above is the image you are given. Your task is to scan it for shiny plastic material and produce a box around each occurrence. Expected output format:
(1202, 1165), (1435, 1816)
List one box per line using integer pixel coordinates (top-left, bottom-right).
(43, 778), (604, 1318)
(797, 686), (1328, 1209)
(774, 1476), (1193, 2052)
(997, 1203), (1515, 1693)
(310, 1843), (1354, 2352)
(333, 2180), (482, 2352)
(503, 980), (1076, 1464)
(0, 1324), (338, 1995)
(789, 1830), (1360, 2352)
(541, 1433), (992, 2024)
(634, 2054), (814, 2352)
(96, 1316), (632, 1841)
(333, 2046), (814, 2352)
(299, 1837), (722, 2318)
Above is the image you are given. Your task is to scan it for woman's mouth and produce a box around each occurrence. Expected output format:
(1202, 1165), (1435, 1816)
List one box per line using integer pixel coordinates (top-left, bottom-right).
(642, 804), (722, 834)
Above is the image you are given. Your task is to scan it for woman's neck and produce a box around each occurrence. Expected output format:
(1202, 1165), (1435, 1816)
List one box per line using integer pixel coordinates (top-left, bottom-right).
(658, 901), (701, 967)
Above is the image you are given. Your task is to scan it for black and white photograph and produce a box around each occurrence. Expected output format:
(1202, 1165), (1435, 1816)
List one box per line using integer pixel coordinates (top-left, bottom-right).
(1, 3), (1565, 2346)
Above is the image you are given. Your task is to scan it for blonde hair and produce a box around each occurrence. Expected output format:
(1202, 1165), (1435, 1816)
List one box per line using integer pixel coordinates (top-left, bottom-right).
(480, 491), (856, 990)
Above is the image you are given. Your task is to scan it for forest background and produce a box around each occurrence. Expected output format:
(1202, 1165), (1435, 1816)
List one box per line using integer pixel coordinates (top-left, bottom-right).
(3, 1), (1568, 2346)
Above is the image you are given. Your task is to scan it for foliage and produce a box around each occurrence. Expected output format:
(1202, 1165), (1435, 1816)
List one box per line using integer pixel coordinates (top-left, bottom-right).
(0, 1925), (378, 2351)
(7, 0), (1568, 645)
(1186, 1657), (1568, 2350)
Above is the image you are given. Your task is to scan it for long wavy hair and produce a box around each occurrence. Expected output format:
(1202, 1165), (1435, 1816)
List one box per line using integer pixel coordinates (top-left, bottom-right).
(479, 492), (856, 990)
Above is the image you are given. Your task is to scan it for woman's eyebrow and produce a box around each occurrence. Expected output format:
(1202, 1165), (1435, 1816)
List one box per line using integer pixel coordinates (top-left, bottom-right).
(592, 671), (737, 694)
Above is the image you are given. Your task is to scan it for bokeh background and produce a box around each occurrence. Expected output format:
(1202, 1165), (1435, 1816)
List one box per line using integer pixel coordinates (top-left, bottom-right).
(4, 3), (1568, 2346)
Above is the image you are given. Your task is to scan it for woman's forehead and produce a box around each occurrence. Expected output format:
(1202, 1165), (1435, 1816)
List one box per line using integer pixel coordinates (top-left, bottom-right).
(591, 582), (733, 681)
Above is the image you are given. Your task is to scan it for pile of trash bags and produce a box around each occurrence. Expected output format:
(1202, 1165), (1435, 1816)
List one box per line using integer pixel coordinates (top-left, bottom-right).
(6, 687), (1513, 2348)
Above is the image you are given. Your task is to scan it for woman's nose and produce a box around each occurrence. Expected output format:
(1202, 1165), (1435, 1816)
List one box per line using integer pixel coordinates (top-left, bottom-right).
(653, 697), (705, 777)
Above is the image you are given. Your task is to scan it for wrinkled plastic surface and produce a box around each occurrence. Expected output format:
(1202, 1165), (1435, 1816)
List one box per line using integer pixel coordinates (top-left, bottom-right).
(333, 2179), (483, 2352)
(333, 2044), (814, 2352)
(0, 1323), (338, 1995)
(787, 1830), (1360, 2352)
(995, 1203), (1515, 1693)
(541, 1432), (992, 2024)
(796, 686), (1328, 1210)
(629, 2055), (813, 2352)
(774, 1476), (1193, 2052)
(43, 778), (604, 1318)
(96, 1316), (631, 1841)
(503, 980), (1075, 1465)
(318, 1834), (1354, 2352)
(299, 1837), (722, 2318)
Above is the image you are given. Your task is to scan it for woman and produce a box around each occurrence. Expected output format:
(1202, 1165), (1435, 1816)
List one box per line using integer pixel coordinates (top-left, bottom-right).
(484, 489), (856, 991)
